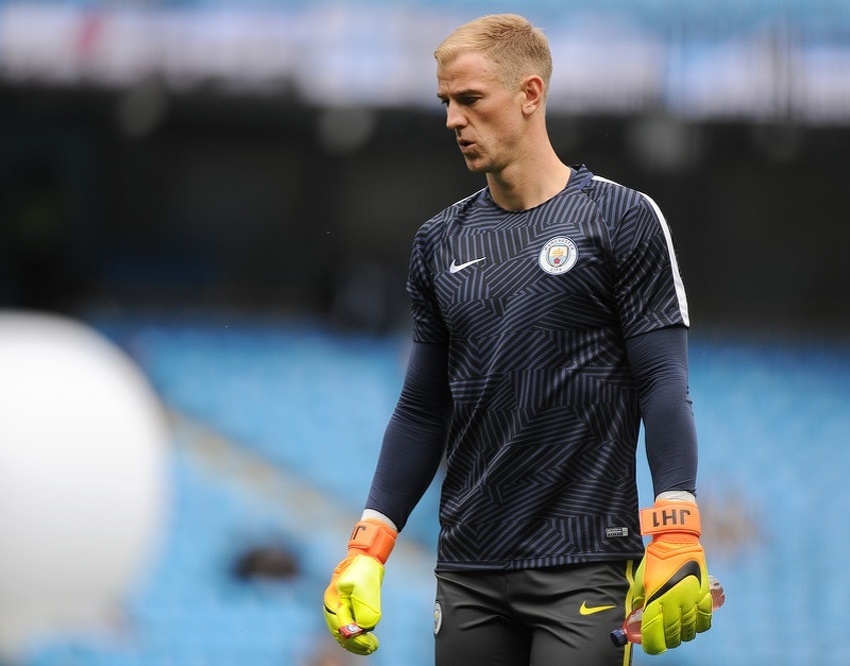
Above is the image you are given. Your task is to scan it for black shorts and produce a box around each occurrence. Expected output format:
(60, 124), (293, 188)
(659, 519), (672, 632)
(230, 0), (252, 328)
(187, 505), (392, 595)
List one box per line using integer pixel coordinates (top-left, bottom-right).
(434, 560), (636, 666)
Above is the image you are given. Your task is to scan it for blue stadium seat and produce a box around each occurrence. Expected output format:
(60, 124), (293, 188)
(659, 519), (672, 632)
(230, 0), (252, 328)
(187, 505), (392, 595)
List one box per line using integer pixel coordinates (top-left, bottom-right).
(24, 310), (850, 665)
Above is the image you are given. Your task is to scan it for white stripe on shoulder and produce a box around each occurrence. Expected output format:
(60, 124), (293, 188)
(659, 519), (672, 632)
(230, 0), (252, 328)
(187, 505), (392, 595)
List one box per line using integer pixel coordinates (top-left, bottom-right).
(591, 175), (690, 327)
(448, 187), (487, 210)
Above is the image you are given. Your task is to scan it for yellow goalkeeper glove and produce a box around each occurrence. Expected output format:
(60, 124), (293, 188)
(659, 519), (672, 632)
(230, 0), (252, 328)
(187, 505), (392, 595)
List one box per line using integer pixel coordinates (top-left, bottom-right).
(323, 518), (397, 655)
(632, 498), (713, 655)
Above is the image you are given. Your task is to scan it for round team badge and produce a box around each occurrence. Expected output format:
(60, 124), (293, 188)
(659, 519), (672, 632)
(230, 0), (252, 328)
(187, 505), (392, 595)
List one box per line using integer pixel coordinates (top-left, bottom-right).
(538, 236), (579, 275)
(433, 601), (442, 636)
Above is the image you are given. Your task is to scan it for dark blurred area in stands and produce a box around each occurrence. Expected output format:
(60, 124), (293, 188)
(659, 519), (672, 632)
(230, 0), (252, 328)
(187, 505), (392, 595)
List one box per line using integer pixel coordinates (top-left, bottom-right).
(1, 2), (848, 338)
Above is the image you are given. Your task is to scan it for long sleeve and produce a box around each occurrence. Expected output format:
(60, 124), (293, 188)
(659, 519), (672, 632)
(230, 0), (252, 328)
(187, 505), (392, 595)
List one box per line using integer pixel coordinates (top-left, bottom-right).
(365, 340), (453, 531)
(625, 325), (698, 496)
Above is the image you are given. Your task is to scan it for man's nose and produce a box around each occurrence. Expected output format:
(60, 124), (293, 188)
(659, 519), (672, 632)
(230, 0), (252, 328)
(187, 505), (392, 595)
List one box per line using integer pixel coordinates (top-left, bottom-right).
(445, 103), (466, 130)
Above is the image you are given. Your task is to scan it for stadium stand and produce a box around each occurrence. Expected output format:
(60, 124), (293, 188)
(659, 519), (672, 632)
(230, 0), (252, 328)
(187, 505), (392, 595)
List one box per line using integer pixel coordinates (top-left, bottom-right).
(14, 309), (848, 666)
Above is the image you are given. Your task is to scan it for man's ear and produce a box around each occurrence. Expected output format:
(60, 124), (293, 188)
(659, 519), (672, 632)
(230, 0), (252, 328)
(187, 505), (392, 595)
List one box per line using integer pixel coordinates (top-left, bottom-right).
(520, 75), (546, 115)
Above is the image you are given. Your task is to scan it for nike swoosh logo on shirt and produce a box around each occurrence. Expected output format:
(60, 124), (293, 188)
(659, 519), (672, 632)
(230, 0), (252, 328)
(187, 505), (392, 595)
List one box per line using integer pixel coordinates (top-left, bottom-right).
(579, 601), (617, 616)
(449, 257), (486, 273)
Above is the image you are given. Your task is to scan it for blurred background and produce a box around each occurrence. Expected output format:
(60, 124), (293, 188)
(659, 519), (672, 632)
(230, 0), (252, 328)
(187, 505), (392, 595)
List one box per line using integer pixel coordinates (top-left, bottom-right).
(0, 0), (849, 664)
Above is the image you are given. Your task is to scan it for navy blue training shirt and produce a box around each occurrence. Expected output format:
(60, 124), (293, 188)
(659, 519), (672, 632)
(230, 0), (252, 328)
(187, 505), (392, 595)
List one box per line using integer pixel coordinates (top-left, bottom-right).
(366, 165), (697, 571)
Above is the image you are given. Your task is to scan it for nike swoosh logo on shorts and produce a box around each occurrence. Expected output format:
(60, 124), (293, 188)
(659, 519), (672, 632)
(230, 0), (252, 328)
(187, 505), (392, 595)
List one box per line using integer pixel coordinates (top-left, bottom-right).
(579, 601), (617, 615)
(449, 257), (486, 273)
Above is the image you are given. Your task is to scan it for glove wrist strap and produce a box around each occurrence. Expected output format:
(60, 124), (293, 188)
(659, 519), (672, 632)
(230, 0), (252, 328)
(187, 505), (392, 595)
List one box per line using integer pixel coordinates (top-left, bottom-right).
(640, 499), (701, 539)
(348, 519), (397, 564)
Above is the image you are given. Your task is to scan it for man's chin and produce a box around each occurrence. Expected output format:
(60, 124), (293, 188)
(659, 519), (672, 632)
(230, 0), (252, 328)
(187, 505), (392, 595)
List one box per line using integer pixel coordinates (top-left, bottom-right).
(462, 158), (488, 173)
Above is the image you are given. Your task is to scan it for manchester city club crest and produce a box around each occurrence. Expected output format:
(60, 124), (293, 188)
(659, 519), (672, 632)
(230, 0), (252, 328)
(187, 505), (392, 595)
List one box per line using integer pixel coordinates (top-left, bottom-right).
(538, 236), (579, 275)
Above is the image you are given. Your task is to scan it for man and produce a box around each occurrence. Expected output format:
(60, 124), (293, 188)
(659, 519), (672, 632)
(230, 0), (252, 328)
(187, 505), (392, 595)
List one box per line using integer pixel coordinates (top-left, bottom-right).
(323, 13), (713, 665)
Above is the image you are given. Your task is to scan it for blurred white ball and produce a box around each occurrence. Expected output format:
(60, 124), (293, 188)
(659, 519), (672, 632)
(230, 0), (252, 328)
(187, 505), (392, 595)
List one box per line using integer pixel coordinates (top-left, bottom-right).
(0, 311), (168, 655)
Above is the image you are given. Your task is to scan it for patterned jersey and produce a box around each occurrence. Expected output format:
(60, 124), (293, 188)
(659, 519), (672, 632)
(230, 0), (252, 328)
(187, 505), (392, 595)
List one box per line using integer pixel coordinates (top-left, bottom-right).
(407, 165), (689, 570)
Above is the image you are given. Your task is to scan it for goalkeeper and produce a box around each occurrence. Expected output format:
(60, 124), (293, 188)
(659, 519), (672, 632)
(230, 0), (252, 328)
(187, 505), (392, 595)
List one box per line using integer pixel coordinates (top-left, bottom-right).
(323, 13), (713, 665)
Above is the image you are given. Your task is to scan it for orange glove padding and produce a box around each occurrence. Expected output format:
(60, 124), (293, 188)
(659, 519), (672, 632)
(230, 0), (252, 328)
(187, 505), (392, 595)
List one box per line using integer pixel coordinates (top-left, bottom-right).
(323, 518), (397, 655)
(633, 499), (713, 655)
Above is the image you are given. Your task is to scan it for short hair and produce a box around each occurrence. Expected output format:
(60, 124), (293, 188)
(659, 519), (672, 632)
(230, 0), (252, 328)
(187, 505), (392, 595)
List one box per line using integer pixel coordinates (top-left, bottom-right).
(434, 14), (553, 93)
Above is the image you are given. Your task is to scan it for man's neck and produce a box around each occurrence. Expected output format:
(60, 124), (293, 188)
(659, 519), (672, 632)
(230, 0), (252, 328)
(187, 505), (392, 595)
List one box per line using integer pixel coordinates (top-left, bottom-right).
(486, 154), (572, 211)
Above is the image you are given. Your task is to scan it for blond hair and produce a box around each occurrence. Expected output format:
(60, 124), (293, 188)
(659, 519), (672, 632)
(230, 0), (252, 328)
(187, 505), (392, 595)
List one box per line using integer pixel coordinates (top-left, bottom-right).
(434, 14), (553, 93)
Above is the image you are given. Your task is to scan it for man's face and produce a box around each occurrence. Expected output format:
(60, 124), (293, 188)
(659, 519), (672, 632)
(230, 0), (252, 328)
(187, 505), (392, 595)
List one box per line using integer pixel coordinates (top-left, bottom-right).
(436, 51), (526, 174)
